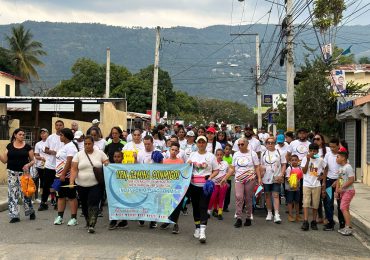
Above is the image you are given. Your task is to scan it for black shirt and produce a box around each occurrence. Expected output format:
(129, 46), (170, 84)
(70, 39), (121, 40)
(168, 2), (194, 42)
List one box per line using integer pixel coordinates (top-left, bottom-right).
(104, 141), (125, 163)
(6, 143), (32, 172)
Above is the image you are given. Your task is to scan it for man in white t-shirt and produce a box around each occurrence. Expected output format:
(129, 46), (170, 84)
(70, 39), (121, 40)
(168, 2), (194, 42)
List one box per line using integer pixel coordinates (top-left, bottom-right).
(289, 128), (311, 162)
(39, 120), (65, 211)
(232, 125), (261, 158)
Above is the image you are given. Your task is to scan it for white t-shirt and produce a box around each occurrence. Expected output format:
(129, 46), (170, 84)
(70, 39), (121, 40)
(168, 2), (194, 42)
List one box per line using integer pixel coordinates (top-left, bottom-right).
(206, 141), (222, 154)
(301, 156), (326, 187)
(44, 133), (64, 169)
(232, 137), (262, 154)
(76, 140), (84, 152)
(338, 163), (355, 191)
(178, 139), (187, 149)
(212, 161), (229, 185)
(72, 149), (108, 187)
(153, 139), (166, 151)
(324, 150), (340, 179)
(94, 139), (106, 151)
(126, 131), (150, 143)
(258, 133), (270, 143)
(55, 142), (78, 178)
(137, 150), (154, 164)
(34, 140), (47, 168)
(164, 149), (187, 162)
(122, 141), (145, 153)
(275, 143), (291, 159)
(285, 165), (302, 190)
(183, 142), (198, 161)
(232, 151), (260, 183)
(289, 140), (311, 161)
(187, 152), (219, 187)
(261, 149), (286, 184)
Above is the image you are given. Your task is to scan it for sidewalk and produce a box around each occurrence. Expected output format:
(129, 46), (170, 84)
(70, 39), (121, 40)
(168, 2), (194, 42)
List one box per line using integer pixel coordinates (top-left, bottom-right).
(349, 183), (370, 238)
(0, 185), (7, 212)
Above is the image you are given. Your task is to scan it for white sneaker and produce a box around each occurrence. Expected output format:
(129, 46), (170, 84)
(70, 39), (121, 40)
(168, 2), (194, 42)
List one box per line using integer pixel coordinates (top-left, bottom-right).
(266, 212), (273, 221)
(274, 214), (282, 224)
(234, 213), (237, 219)
(54, 216), (64, 225)
(193, 228), (200, 239)
(250, 214), (254, 220)
(34, 199), (41, 204)
(199, 225), (206, 243)
(67, 218), (78, 226)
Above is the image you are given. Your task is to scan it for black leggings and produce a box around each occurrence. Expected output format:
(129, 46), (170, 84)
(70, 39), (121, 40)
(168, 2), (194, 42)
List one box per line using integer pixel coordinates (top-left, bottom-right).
(189, 184), (211, 226)
(41, 168), (56, 203)
(223, 179), (232, 210)
(77, 185), (103, 227)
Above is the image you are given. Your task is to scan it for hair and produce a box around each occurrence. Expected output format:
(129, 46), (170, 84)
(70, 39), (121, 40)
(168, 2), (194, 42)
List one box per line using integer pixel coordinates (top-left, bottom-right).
(338, 151), (349, 160)
(157, 124), (165, 131)
(265, 137), (275, 143)
(133, 128), (142, 134)
(143, 135), (153, 142)
(215, 148), (224, 154)
(329, 137), (340, 145)
(224, 143), (232, 149)
(55, 120), (64, 125)
(10, 128), (25, 143)
(315, 133), (327, 156)
(170, 135), (179, 141)
(177, 126), (186, 135)
(197, 126), (206, 136)
(110, 126), (123, 139)
(290, 154), (299, 160)
(309, 143), (319, 150)
(151, 127), (164, 141)
(84, 135), (94, 143)
(170, 142), (180, 149)
(114, 150), (123, 156)
(90, 127), (101, 137)
(61, 128), (79, 151)
(285, 131), (294, 139)
(340, 139), (349, 154)
(216, 131), (227, 143)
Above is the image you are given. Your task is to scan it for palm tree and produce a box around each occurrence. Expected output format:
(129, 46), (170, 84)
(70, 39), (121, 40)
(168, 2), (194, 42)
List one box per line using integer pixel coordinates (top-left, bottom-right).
(6, 24), (47, 81)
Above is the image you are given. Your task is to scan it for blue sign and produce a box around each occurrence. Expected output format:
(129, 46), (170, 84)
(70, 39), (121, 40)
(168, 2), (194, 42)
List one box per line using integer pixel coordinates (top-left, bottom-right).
(337, 100), (353, 113)
(104, 164), (192, 223)
(263, 95), (273, 105)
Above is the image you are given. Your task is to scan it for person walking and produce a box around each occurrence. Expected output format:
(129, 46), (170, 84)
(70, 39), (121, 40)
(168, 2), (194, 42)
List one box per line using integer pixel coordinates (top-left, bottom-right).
(34, 128), (49, 203)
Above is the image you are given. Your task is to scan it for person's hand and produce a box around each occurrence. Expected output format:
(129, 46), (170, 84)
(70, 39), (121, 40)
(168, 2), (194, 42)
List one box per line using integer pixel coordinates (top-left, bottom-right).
(69, 181), (75, 189)
(188, 160), (193, 165)
(321, 188), (326, 199)
(220, 178), (227, 186)
(337, 187), (342, 194)
(60, 174), (65, 182)
(103, 161), (109, 166)
(332, 181), (337, 188)
(41, 157), (46, 162)
(307, 151), (314, 159)
(334, 192), (339, 199)
(258, 177), (262, 186)
(22, 164), (29, 172)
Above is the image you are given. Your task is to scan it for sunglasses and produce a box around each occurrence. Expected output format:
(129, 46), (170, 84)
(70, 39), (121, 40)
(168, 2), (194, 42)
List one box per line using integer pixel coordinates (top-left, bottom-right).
(237, 143), (245, 147)
(266, 142), (275, 145)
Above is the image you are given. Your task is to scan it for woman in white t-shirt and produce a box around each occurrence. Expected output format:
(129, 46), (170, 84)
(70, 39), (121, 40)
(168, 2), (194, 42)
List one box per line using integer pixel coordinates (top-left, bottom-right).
(187, 136), (219, 243)
(122, 129), (144, 161)
(70, 136), (109, 233)
(222, 137), (261, 228)
(177, 127), (187, 149)
(53, 128), (79, 226)
(260, 137), (286, 224)
(90, 127), (106, 151)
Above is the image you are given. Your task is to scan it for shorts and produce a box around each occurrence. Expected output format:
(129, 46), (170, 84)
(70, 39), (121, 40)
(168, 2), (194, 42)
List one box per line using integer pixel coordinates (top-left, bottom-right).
(57, 179), (77, 199)
(286, 190), (300, 203)
(303, 186), (321, 209)
(340, 189), (355, 211)
(263, 183), (281, 193)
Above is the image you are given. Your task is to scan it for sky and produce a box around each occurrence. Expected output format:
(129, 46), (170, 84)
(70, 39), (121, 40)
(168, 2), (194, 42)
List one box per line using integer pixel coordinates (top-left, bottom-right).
(0, 0), (369, 28)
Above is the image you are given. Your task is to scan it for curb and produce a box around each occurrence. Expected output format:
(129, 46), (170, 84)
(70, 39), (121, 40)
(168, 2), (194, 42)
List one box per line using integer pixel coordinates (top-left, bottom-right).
(0, 200), (7, 212)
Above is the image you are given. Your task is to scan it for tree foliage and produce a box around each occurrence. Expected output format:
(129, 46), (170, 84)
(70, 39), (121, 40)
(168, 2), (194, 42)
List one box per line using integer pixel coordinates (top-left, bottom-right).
(358, 56), (370, 64)
(313, 0), (346, 33)
(5, 25), (47, 81)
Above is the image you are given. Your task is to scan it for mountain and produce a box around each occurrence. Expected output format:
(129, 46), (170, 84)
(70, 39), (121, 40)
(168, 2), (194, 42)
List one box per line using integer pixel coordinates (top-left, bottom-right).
(0, 21), (369, 105)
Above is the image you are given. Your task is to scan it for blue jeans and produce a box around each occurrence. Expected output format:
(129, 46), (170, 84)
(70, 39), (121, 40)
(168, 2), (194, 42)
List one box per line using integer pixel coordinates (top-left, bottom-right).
(323, 178), (344, 225)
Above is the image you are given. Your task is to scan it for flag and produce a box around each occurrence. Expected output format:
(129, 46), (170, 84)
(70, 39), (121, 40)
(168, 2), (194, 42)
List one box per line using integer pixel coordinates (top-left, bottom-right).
(341, 45), (352, 56)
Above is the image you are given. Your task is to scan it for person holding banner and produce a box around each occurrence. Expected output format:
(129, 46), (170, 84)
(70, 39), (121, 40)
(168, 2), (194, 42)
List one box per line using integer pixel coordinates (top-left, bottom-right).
(187, 135), (220, 243)
(222, 137), (261, 228)
(70, 136), (109, 233)
(122, 129), (144, 161)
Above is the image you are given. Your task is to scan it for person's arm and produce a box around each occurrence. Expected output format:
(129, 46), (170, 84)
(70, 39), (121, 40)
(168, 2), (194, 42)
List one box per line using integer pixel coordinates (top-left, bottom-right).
(0, 149), (8, 164)
(222, 165), (235, 183)
(59, 156), (73, 181)
(285, 151), (291, 163)
(23, 150), (36, 172)
(280, 163), (287, 178)
(255, 164), (262, 185)
(209, 169), (219, 180)
(69, 162), (78, 186)
(301, 154), (311, 174)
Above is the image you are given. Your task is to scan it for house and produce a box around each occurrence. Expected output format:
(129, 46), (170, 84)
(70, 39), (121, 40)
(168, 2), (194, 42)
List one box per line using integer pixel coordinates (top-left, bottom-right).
(0, 71), (24, 97)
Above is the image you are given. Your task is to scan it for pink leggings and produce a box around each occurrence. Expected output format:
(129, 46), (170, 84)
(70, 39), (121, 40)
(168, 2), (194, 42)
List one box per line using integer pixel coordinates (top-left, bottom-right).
(235, 180), (256, 219)
(208, 184), (228, 210)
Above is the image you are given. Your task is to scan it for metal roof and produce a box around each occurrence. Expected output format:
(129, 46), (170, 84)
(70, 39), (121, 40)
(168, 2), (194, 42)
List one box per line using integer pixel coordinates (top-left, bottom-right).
(0, 96), (125, 104)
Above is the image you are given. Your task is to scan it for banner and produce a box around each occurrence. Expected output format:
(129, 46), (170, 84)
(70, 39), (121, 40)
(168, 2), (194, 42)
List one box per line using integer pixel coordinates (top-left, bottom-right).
(104, 163), (192, 223)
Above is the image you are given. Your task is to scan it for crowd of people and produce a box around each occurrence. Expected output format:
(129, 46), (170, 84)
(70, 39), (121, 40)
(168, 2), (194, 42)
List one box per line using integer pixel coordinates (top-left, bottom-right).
(0, 118), (356, 242)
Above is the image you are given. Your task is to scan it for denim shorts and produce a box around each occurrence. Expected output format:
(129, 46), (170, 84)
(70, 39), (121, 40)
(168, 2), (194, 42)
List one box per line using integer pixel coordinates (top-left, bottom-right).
(263, 183), (281, 193)
(286, 190), (300, 203)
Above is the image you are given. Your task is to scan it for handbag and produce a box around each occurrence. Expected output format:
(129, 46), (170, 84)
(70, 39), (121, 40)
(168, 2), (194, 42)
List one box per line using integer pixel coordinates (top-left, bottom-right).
(85, 152), (105, 187)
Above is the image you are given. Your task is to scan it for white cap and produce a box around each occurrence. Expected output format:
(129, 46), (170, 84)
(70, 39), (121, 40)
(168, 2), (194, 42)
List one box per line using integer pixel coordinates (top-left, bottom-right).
(186, 130), (195, 137)
(196, 136), (207, 143)
(92, 119), (100, 124)
(74, 130), (84, 139)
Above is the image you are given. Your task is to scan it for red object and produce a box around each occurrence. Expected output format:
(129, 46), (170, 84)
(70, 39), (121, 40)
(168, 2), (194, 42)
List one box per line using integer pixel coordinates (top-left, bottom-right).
(291, 168), (303, 180)
(206, 127), (216, 134)
(339, 147), (348, 153)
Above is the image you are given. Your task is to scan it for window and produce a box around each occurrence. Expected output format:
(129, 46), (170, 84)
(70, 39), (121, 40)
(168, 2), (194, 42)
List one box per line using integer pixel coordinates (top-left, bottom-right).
(5, 84), (10, 96)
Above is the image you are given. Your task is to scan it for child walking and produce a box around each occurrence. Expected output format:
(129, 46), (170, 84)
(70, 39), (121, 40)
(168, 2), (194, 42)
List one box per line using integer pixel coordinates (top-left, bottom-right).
(335, 147), (355, 236)
(222, 144), (233, 212)
(208, 149), (229, 220)
(285, 155), (303, 222)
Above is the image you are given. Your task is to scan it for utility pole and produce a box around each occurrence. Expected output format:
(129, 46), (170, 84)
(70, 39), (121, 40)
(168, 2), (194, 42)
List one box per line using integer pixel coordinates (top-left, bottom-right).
(230, 33), (261, 128)
(151, 26), (160, 128)
(105, 47), (110, 98)
(286, 0), (295, 132)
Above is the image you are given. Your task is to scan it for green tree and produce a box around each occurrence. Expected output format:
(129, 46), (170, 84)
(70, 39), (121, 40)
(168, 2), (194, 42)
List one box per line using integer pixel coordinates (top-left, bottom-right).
(332, 46), (355, 65)
(313, 0), (346, 33)
(5, 25), (46, 81)
(0, 47), (15, 74)
(358, 56), (370, 64)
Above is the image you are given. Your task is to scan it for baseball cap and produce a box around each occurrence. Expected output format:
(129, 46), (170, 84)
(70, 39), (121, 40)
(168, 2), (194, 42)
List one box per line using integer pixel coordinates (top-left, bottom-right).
(186, 130), (195, 137)
(206, 127), (216, 134)
(196, 136), (207, 143)
(277, 134), (285, 144)
(74, 130), (84, 139)
(297, 127), (308, 133)
(40, 128), (48, 133)
(92, 119), (100, 124)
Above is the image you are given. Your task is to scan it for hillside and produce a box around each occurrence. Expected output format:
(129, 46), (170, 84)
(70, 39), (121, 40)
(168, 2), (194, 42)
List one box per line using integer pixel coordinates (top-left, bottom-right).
(0, 21), (369, 105)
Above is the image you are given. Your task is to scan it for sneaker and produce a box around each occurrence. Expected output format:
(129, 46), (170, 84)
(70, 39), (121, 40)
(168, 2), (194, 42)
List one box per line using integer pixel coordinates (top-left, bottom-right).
(38, 203), (48, 211)
(67, 218), (78, 226)
(172, 224), (179, 234)
(217, 214), (223, 220)
(212, 210), (218, 218)
(339, 223), (345, 229)
(323, 223), (335, 231)
(266, 212), (273, 221)
(234, 218), (242, 228)
(80, 212), (85, 218)
(9, 218), (20, 223)
(339, 227), (353, 236)
(109, 220), (118, 230)
(244, 218), (252, 226)
(117, 220), (128, 229)
(51, 199), (57, 206)
(29, 213), (36, 220)
(234, 213), (238, 219)
(296, 215), (303, 222)
(88, 226), (95, 234)
(199, 225), (206, 243)
(34, 199), (41, 204)
(193, 228), (200, 238)
(160, 223), (170, 230)
(54, 216), (64, 225)
(311, 220), (318, 230)
(250, 214), (254, 220)
(301, 221), (309, 231)
(138, 221), (145, 227)
(274, 214), (282, 224)
(288, 215), (295, 222)
(149, 221), (157, 229)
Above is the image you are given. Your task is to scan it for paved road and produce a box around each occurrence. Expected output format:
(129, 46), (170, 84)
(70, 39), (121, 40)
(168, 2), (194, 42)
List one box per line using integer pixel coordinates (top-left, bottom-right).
(0, 199), (369, 260)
